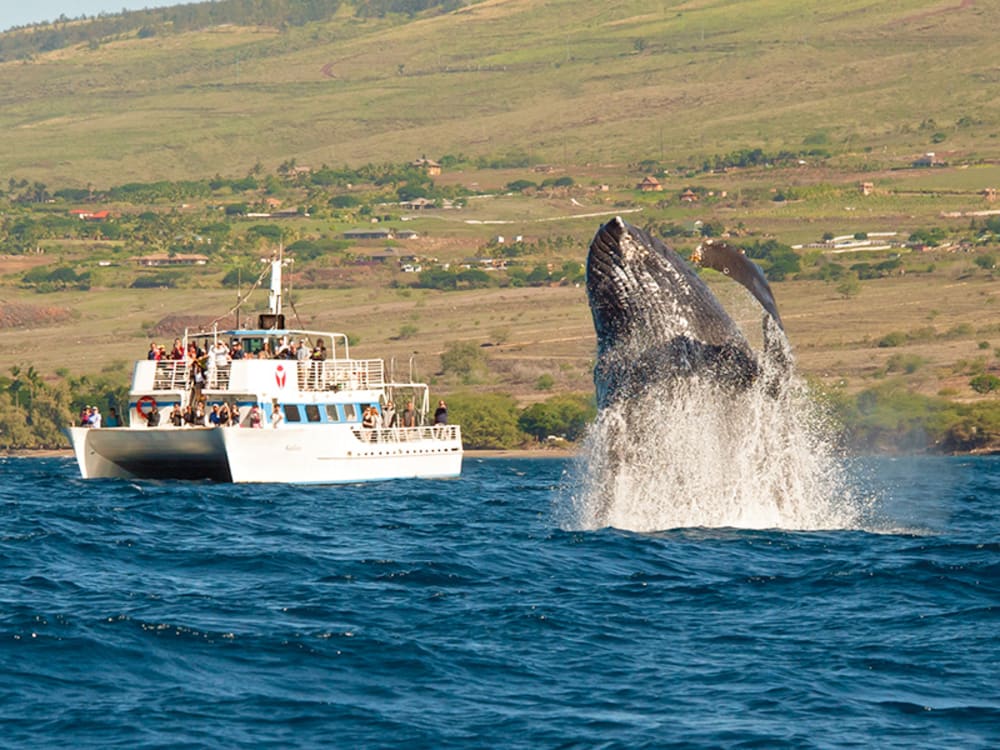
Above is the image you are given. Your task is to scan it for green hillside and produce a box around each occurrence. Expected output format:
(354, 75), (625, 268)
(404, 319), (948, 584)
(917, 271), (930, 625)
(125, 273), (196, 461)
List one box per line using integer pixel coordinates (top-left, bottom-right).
(2, 0), (998, 186)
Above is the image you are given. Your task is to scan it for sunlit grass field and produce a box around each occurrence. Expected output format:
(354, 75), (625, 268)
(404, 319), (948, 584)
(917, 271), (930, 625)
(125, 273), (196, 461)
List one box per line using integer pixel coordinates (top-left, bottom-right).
(2, 0), (999, 186)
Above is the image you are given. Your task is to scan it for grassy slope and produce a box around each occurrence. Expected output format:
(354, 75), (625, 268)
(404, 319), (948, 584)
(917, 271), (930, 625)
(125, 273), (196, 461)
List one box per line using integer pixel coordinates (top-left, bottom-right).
(2, 0), (999, 185)
(1, 0), (999, 420)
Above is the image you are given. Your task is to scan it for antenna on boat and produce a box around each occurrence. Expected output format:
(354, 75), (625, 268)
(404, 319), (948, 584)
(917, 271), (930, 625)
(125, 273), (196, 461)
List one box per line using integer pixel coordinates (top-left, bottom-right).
(235, 266), (242, 329)
(268, 243), (283, 317)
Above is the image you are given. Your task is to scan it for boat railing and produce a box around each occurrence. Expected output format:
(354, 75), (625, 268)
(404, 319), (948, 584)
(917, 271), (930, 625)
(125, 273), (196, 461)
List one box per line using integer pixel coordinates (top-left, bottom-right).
(151, 359), (231, 391)
(146, 357), (385, 394)
(314, 358), (384, 392)
(152, 360), (189, 390)
(351, 425), (461, 444)
(207, 362), (231, 390)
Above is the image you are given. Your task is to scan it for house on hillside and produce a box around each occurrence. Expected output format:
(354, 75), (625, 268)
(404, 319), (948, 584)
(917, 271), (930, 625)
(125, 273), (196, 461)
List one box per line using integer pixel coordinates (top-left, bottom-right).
(135, 253), (208, 267)
(912, 152), (943, 168)
(400, 197), (436, 210)
(461, 257), (508, 271)
(680, 189), (699, 203)
(356, 248), (399, 265)
(343, 228), (393, 241)
(637, 176), (663, 192)
(412, 157), (442, 176)
(860, 182), (875, 196)
(70, 209), (111, 221)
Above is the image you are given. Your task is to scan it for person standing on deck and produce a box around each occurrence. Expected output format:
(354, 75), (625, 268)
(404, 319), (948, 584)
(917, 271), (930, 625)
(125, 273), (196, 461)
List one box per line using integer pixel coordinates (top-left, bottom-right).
(401, 401), (417, 428)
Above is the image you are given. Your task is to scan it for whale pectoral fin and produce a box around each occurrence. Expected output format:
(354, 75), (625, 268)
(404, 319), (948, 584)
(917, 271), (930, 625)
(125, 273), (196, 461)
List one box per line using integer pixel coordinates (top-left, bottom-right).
(694, 241), (783, 329)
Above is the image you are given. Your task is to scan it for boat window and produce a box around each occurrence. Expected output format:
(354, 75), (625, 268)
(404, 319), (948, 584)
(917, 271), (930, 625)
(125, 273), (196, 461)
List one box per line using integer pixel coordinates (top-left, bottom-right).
(343, 403), (358, 421)
(305, 404), (321, 422)
(325, 405), (341, 422)
(284, 404), (302, 423)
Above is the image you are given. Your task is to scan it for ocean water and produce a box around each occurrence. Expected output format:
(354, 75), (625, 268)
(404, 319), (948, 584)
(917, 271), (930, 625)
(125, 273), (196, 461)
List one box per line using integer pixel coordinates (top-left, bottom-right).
(0, 454), (997, 749)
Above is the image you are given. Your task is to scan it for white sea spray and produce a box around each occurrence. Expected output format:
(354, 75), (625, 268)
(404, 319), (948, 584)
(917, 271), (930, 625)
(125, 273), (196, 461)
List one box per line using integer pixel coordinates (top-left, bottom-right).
(557, 327), (866, 532)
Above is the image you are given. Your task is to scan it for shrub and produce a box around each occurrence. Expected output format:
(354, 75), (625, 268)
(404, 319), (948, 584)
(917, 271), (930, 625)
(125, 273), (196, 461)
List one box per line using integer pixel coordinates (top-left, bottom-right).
(885, 353), (926, 374)
(877, 331), (907, 348)
(535, 374), (554, 391)
(970, 374), (1000, 394)
(439, 341), (486, 383)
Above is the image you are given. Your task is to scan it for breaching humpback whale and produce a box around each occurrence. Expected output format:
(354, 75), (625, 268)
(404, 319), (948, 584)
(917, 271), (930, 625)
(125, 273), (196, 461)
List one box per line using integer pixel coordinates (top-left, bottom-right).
(586, 217), (788, 407)
(566, 218), (844, 531)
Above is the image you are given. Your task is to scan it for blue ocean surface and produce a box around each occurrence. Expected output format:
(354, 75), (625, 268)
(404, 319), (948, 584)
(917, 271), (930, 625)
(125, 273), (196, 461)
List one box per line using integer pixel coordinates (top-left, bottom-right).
(0, 454), (997, 749)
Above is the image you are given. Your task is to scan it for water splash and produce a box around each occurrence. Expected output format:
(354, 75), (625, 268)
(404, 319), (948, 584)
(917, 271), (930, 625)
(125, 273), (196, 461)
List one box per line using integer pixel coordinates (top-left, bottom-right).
(557, 338), (866, 532)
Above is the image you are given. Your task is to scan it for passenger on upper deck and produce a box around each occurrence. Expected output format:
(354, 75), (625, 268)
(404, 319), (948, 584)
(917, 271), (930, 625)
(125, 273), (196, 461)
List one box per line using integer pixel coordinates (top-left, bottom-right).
(276, 336), (292, 359)
(311, 341), (327, 360)
(170, 338), (185, 361)
(230, 341), (245, 360)
(382, 401), (397, 429)
(260, 341), (273, 359)
(297, 339), (311, 362)
(211, 340), (230, 369)
(147, 343), (161, 361)
(434, 400), (448, 424)
(401, 400), (416, 428)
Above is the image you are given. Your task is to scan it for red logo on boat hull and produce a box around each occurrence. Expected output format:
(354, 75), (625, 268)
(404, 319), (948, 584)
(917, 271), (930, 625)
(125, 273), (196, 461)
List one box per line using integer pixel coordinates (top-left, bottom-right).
(275, 365), (286, 388)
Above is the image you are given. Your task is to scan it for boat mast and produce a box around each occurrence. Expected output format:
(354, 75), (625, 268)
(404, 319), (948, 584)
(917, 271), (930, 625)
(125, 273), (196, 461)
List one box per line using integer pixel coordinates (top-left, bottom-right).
(268, 244), (283, 316)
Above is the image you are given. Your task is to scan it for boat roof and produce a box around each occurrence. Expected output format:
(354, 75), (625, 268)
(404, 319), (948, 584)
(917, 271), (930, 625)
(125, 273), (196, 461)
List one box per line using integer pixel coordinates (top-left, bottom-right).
(188, 328), (345, 339)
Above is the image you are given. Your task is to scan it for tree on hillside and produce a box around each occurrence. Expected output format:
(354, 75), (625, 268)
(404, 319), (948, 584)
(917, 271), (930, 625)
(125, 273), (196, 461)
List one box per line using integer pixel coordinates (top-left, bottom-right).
(974, 253), (996, 272)
(445, 392), (524, 449)
(439, 341), (487, 384)
(518, 394), (596, 442)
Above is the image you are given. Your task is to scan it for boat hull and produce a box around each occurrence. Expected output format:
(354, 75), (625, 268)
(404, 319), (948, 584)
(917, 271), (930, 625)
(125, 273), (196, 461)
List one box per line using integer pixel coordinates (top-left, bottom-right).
(66, 426), (463, 484)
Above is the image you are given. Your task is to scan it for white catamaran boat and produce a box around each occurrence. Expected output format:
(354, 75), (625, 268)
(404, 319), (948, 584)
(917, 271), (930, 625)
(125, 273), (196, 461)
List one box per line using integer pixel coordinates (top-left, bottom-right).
(66, 254), (462, 483)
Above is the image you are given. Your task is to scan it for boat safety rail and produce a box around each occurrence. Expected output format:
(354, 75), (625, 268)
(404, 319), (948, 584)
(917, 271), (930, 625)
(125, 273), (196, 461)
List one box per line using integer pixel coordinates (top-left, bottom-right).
(207, 361), (231, 389)
(152, 360), (189, 390)
(351, 425), (460, 444)
(152, 358), (230, 390)
(309, 358), (384, 392)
